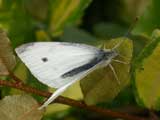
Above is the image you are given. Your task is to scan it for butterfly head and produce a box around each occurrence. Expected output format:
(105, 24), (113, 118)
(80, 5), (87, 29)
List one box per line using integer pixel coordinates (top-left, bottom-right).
(103, 49), (118, 60)
(109, 50), (118, 59)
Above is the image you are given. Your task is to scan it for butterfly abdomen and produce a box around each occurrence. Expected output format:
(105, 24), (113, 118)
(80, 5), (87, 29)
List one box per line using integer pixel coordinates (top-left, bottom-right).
(61, 50), (109, 78)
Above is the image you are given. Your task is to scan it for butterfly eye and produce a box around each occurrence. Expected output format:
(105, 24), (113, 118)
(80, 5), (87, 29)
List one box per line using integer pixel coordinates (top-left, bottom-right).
(41, 57), (48, 62)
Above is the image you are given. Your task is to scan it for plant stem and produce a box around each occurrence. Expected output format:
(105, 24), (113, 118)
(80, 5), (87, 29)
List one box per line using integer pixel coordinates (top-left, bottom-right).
(0, 79), (146, 120)
(8, 70), (22, 83)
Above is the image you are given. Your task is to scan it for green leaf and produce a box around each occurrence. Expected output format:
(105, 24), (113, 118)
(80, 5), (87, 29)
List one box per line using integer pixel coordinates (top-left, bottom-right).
(35, 29), (51, 41)
(0, 29), (16, 75)
(93, 22), (127, 39)
(80, 38), (133, 105)
(133, 29), (160, 110)
(97, 86), (135, 109)
(49, 0), (92, 36)
(8, 1), (35, 48)
(8, 62), (28, 95)
(131, 35), (150, 59)
(132, 0), (160, 37)
(60, 26), (97, 45)
(0, 95), (44, 120)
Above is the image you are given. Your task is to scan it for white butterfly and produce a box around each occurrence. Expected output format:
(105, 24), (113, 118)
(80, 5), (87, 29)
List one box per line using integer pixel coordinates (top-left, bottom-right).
(15, 41), (125, 109)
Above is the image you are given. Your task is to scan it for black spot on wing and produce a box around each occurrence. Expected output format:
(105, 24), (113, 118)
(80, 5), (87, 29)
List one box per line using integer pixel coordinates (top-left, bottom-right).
(61, 50), (110, 78)
(42, 57), (48, 62)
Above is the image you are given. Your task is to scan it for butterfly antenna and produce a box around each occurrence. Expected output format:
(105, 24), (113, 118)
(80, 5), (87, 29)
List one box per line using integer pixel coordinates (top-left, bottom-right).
(112, 17), (139, 50)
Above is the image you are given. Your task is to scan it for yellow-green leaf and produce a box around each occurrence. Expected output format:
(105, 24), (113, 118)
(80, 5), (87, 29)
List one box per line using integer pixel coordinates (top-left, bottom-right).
(46, 81), (83, 114)
(133, 29), (160, 110)
(9, 62), (28, 95)
(0, 29), (16, 75)
(80, 38), (133, 105)
(49, 0), (92, 36)
(0, 95), (44, 120)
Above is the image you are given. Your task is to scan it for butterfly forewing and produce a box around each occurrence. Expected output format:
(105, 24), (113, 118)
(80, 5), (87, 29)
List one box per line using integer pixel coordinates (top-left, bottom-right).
(15, 42), (100, 88)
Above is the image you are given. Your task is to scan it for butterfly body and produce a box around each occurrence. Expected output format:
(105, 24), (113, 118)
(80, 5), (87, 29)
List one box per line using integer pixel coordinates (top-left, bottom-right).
(61, 49), (117, 78)
(15, 42), (119, 109)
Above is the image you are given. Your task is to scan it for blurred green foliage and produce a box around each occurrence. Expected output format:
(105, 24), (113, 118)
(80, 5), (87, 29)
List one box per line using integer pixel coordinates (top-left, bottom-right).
(133, 29), (160, 110)
(0, 0), (160, 119)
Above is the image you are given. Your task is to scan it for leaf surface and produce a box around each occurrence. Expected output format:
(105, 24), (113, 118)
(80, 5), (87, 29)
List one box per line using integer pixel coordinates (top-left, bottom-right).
(0, 30), (16, 75)
(49, 0), (92, 36)
(0, 95), (44, 120)
(133, 29), (160, 110)
(80, 38), (133, 105)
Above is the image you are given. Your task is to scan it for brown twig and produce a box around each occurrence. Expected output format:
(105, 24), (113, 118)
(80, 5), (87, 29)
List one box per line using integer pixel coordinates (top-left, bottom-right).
(8, 70), (22, 83)
(0, 79), (146, 120)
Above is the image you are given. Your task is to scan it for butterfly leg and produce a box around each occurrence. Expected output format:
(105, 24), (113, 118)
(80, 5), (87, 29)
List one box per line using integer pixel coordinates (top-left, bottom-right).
(118, 53), (128, 59)
(109, 64), (120, 85)
(38, 81), (74, 110)
(112, 59), (129, 64)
